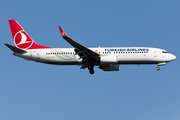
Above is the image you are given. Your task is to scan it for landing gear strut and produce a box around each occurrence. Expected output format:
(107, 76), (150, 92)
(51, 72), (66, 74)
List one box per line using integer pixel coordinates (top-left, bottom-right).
(88, 63), (94, 74)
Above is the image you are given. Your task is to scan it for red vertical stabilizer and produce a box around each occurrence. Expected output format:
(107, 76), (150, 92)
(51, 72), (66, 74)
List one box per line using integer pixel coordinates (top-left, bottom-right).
(9, 20), (50, 50)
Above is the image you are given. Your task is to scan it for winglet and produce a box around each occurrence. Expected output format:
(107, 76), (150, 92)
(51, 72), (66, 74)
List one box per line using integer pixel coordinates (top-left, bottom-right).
(59, 26), (67, 38)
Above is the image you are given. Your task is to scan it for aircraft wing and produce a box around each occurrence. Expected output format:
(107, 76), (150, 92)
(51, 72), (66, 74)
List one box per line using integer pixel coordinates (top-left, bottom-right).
(59, 26), (99, 62)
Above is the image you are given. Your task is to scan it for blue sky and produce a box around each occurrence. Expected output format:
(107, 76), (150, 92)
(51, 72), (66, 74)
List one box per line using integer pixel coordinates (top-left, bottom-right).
(0, 0), (180, 120)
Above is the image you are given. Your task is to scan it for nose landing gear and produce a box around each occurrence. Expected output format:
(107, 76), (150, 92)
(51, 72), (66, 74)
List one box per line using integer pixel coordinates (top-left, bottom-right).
(156, 62), (166, 71)
(157, 66), (160, 71)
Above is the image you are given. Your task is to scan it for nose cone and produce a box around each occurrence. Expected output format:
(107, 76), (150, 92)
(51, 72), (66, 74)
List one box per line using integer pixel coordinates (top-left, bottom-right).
(171, 54), (176, 61)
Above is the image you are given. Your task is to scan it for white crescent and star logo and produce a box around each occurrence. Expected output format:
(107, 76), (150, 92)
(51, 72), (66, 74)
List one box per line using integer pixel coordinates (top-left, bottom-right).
(14, 30), (33, 49)
(62, 31), (67, 37)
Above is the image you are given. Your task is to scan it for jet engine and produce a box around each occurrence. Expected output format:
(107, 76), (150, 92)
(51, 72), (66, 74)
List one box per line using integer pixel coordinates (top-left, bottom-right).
(99, 64), (120, 71)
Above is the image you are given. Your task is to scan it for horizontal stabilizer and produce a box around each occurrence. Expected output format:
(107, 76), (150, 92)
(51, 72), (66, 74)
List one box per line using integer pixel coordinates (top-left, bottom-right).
(4, 43), (26, 53)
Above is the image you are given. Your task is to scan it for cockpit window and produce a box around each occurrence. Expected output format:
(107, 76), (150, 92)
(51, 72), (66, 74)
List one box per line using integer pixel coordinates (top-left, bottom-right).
(162, 51), (168, 53)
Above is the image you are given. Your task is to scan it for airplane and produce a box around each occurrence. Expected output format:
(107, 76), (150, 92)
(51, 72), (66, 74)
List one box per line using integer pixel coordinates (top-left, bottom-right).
(5, 20), (176, 74)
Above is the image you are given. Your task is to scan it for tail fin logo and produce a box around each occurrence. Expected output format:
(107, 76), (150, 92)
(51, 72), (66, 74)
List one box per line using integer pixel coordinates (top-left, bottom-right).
(14, 30), (33, 49)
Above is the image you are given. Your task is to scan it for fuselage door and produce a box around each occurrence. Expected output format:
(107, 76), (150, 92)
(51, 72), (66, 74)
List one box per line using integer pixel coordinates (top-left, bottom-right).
(154, 50), (158, 57)
(37, 51), (40, 60)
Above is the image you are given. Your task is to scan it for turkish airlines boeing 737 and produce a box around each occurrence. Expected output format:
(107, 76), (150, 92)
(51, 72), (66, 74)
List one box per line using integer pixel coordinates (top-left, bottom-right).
(5, 20), (176, 74)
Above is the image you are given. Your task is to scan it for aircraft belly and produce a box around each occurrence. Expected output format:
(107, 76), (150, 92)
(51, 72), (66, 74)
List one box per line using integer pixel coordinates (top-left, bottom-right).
(39, 54), (81, 65)
(116, 55), (152, 64)
(116, 55), (165, 64)
(40, 61), (81, 65)
(117, 55), (147, 61)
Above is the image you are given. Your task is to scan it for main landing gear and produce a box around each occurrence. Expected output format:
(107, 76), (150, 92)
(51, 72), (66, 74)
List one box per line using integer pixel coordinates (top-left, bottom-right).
(88, 63), (94, 74)
(80, 64), (95, 74)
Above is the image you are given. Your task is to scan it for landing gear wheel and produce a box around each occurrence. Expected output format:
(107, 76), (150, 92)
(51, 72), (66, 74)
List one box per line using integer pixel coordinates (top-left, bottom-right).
(88, 63), (94, 74)
(157, 67), (160, 71)
(89, 69), (94, 74)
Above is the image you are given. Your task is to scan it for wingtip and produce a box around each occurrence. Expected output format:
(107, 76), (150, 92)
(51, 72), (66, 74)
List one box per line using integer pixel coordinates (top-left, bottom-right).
(59, 26), (67, 37)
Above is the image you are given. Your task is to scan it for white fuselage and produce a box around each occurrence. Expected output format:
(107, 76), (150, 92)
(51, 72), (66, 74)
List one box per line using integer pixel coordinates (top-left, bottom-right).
(14, 47), (176, 66)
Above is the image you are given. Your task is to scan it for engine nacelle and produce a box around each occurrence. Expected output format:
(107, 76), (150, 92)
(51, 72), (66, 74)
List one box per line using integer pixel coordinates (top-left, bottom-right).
(100, 56), (117, 64)
(100, 64), (120, 71)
